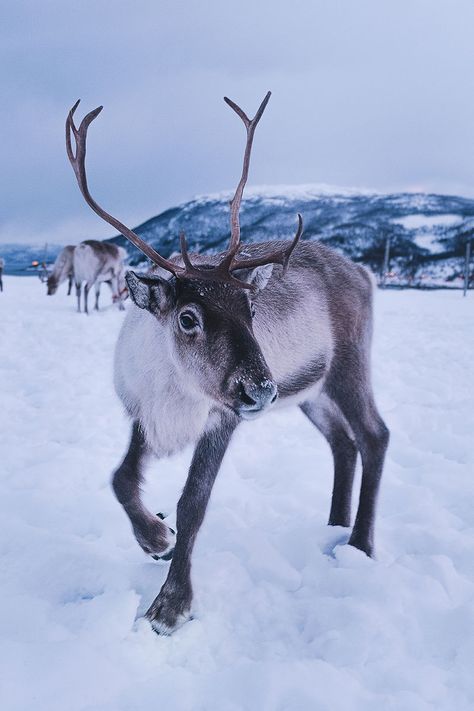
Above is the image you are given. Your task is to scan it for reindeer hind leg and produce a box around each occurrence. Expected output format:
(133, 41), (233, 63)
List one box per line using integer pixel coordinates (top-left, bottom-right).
(83, 282), (93, 314)
(325, 350), (389, 557)
(94, 282), (101, 310)
(75, 282), (81, 312)
(300, 393), (358, 528)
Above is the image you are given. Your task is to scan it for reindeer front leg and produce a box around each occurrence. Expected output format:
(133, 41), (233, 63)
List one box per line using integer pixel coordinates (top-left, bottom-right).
(146, 410), (238, 635)
(113, 421), (174, 558)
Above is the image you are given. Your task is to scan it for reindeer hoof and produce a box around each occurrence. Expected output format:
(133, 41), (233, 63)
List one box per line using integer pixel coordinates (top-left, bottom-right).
(152, 548), (174, 562)
(148, 611), (192, 636)
(156, 512), (175, 532)
(348, 531), (374, 558)
(151, 513), (175, 561)
(145, 584), (192, 635)
(133, 514), (175, 560)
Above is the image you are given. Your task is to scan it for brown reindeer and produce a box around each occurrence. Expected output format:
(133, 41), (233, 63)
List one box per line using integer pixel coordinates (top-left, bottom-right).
(66, 93), (389, 634)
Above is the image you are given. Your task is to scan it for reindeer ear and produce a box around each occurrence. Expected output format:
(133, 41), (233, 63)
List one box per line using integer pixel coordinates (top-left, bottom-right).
(234, 263), (274, 293)
(125, 271), (174, 313)
(125, 271), (149, 309)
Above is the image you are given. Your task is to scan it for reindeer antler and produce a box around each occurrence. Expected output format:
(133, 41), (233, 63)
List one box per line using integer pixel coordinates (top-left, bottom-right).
(224, 91), (271, 260)
(65, 94), (302, 290)
(66, 101), (186, 278)
(205, 91), (303, 285)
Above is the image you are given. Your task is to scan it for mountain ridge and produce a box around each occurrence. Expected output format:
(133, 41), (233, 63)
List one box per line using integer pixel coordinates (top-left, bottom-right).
(4, 186), (474, 285)
(107, 185), (474, 286)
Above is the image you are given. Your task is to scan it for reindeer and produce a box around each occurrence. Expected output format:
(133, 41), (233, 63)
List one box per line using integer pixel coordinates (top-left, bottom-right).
(66, 93), (389, 635)
(73, 240), (127, 313)
(46, 245), (75, 296)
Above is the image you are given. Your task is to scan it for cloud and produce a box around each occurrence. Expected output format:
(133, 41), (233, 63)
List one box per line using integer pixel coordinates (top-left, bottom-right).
(0, 215), (114, 246)
(2, 0), (474, 245)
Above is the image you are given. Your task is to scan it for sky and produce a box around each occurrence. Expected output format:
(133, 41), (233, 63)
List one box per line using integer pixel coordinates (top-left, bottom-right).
(2, 0), (474, 245)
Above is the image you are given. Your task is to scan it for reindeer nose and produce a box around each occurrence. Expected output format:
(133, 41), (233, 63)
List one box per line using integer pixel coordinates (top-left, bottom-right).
(237, 379), (278, 418)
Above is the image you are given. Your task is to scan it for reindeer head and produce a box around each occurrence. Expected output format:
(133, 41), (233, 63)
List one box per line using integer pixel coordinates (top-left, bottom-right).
(125, 264), (277, 417)
(46, 274), (58, 295)
(65, 92), (303, 417)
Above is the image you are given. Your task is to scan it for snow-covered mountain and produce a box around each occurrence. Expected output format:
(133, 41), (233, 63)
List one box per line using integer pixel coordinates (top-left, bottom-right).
(107, 186), (474, 287)
(4, 186), (474, 285)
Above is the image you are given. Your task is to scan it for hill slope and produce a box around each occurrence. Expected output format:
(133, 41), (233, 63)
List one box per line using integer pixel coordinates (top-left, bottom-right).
(4, 186), (474, 285)
(108, 186), (474, 286)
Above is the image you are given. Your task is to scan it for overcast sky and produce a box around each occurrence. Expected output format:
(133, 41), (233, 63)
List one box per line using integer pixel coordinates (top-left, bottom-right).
(2, 0), (474, 245)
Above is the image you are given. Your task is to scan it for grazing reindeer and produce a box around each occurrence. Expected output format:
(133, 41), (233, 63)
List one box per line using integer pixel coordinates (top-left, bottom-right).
(73, 240), (127, 313)
(66, 93), (389, 634)
(46, 245), (75, 296)
(0, 257), (4, 292)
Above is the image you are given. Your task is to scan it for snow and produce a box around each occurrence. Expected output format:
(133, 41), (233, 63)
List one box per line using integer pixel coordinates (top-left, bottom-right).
(1, 277), (473, 711)
(391, 214), (464, 255)
(193, 183), (379, 204)
(412, 234), (445, 253)
(392, 214), (463, 230)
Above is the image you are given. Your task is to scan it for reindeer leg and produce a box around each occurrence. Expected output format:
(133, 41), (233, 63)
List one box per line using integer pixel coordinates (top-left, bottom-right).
(113, 421), (174, 558)
(84, 282), (90, 314)
(146, 410), (238, 634)
(94, 282), (101, 310)
(325, 351), (389, 557)
(75, 282), (81, 312)
(67, 275), (73, 295)
(300, 393), (358, 528)
(111, 274), (125, 310)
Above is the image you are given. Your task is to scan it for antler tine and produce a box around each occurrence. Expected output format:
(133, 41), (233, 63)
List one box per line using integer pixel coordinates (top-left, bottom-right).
(282, 212), (304, 272)
(65, 100), (81, 162)
(179, 232), (195, 271)
(65, 101), (185, 278)
(229, 213), (304, 277)
(223, 91), (271, 260)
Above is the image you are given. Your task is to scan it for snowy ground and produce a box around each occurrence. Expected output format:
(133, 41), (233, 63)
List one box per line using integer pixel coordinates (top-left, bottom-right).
(1, 277), (473, 711)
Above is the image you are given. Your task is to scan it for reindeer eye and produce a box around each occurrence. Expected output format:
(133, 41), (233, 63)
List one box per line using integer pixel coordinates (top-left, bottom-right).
(179, 312), (198, 332)
(251, 304), (256, 318)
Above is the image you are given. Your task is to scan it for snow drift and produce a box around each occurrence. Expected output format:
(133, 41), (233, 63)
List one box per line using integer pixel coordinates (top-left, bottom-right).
(0, 277), (473, 710)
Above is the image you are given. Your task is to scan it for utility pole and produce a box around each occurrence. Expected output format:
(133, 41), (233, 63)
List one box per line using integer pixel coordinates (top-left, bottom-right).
(381, 235), (391, 288)
(463, 239), (471, 297)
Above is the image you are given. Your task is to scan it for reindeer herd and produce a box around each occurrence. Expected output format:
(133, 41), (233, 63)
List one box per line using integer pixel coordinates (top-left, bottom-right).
(0, 242), (127, 306)
(0, 238), (128, 310)
(46, 239), (128, 312)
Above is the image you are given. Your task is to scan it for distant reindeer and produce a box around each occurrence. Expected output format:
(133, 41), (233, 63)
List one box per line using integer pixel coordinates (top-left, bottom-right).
(73, 240), (127, 313)
(66, 94), (389, 635)
(46, 245), (75, 296)
(0, 257), (4, 292)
